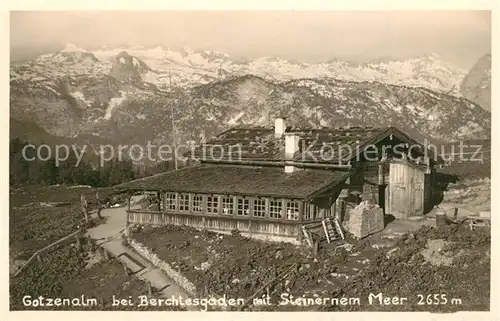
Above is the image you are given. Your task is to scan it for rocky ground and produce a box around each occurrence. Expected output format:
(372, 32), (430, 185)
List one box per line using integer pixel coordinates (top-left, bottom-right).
(130, 216), (489, 311)
(437, 177), (490, 218)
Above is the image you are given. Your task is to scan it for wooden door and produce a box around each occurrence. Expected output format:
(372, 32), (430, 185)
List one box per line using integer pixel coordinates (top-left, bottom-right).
(387, 162), (408, 219)
(409, 168), (424, 216)
(387, 160), (425, 219)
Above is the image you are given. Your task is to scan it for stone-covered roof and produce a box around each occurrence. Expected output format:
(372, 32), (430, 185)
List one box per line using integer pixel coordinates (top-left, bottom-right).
(114, 164), (352, 199)
(188, 126), (440, 165)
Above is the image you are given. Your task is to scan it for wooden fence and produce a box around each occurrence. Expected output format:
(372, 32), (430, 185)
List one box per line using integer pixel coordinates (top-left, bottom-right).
(14, 230), (82, 277)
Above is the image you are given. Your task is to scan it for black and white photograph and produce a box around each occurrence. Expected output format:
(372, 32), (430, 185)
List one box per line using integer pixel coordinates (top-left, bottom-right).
(6, 8), (493, 314)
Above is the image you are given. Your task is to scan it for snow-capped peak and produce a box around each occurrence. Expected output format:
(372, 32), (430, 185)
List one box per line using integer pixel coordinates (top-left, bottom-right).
(15, 43), (468, 96)
(181, 46), (195, 55)
(151, 45), (165, 54)
(203, 49), (229, 57)
(420, 52), (440, 60)
(143, 45), (166, 59)
(61, 42), (88, 53)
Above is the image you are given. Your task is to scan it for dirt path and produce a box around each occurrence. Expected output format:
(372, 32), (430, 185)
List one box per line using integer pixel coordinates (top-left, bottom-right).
(87, 206), (198, 311)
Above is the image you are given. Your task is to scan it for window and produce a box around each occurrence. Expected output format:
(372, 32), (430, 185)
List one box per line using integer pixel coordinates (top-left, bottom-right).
(237, 198), (250, 216)
(269, 199), (283, 219)
(165, 193), (176, 211)
(221, 196), (234, 215)
(304, 204), (309, 220)
(179, 193), (190, 211)
(253, 198), (266, 217)
(207, 195), (219, 214)
(286, 200), (300, 220)
(304, 203), (314, 220)
(193, 195), (203, 212)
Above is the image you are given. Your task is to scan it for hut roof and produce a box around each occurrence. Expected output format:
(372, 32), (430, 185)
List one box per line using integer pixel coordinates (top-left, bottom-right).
(114, 164), (352, 200)
(187, 126), (441, 164)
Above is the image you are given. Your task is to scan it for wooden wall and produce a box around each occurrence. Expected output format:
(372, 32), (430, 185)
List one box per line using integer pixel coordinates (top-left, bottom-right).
(344, 160), (435, 219)
(346, 162), (389, 211)
(126, 210), (300, 243)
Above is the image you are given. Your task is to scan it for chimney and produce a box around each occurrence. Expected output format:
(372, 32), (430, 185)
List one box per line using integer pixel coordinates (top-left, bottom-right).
(274, 118), (286, 139)
(284, 133), (301, 173)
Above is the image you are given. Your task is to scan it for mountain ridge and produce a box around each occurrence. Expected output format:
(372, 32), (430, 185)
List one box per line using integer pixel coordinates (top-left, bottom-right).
(10, 45), (491, 153)
(460, 53), (491, 111)
(27, 43), (467, 94)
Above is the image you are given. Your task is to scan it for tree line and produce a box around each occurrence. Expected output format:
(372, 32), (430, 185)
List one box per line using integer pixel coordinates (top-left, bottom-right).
(9, 138), (176, 187)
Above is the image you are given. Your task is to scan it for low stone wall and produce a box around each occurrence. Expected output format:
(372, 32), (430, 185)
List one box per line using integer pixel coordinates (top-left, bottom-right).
(127, 238), (198, 297)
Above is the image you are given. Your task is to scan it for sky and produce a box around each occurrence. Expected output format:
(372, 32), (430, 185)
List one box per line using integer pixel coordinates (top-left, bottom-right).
(10, 11), (491, 69)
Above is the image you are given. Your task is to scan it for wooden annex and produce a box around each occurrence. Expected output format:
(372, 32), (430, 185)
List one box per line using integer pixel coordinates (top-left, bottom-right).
(115, 118), (441, 244)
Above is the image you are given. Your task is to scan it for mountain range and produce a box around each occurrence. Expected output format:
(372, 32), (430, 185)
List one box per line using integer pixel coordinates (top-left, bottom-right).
(10, 43), (491, 153)
(62, 43), (468, 94)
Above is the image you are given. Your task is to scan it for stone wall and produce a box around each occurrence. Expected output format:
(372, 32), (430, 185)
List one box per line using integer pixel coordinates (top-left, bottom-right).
(127, 238), (198, 297)
(346, 201), (385, 239)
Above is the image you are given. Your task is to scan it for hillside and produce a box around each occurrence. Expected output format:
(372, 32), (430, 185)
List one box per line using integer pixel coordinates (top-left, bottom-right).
(10, 118), (113, 147)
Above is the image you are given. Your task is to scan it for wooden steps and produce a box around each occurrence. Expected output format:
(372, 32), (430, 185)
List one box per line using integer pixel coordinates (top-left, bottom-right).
(322, 217), (345, 243)
(301, 217), (345, 248)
